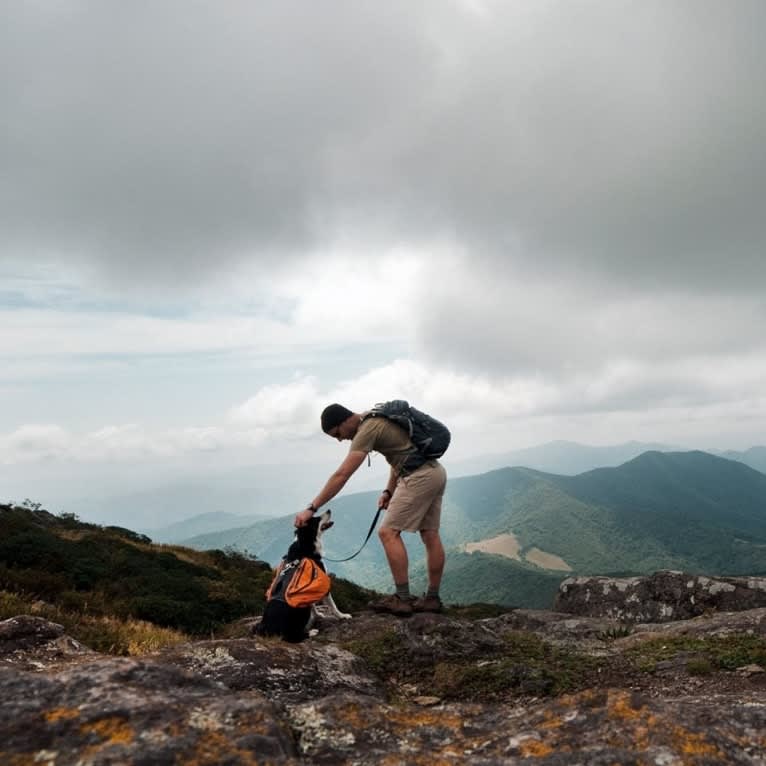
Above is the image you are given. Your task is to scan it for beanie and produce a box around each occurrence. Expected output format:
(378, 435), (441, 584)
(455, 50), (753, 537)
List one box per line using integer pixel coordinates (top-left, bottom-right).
(321, 403), (354, 433)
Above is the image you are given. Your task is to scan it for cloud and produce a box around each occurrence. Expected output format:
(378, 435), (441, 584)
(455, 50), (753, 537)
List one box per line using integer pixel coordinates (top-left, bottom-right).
(4, 345), (766, 468)
(2, 1), (766, 471)
(3, 1), (765, 293)
(229, 377), (322, 438)
(411, 266), (766, 377)
(0, 422), (268, 465)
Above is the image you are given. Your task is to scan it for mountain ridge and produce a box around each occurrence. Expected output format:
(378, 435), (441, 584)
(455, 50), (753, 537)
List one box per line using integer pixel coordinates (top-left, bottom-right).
(184, 449), (766, 605)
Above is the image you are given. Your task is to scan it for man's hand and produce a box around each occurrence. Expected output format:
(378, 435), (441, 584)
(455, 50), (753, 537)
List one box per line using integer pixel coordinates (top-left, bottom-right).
(294, 509), (315, 527)
(378, 491), (391, 509)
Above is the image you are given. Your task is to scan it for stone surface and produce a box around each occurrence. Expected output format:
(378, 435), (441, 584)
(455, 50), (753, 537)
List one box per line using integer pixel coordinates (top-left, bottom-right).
(2, 571), (766, 764)
(555, 570), (766, 622)
(158, 637), (381, 702)
(0, 615), (94, 671)
(0, 657), (297, 765)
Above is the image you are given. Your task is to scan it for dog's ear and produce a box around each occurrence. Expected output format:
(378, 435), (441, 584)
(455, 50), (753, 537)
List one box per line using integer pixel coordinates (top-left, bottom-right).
(320, 519), (334, 531)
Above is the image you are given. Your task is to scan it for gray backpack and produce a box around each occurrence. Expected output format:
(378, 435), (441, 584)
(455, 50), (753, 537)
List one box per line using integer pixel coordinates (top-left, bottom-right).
(364, 400), (451, 473)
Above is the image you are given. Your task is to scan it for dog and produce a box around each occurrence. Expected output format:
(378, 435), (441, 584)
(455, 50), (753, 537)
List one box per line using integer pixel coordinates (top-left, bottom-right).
(255, 509), (351, 642)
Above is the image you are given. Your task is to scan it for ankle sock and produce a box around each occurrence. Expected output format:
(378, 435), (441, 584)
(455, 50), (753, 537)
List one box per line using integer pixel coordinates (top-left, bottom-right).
(426, 587), (440, 600)
(395, 582), (411, 600)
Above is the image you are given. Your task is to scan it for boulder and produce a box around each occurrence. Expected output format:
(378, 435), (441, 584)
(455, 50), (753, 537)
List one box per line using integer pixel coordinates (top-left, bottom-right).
(554, 571), (766, 622)
(0, 615), (94, 670)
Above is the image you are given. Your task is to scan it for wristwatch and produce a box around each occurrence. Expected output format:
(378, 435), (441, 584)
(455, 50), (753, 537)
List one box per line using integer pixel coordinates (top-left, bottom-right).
(306, 503), (317, 513)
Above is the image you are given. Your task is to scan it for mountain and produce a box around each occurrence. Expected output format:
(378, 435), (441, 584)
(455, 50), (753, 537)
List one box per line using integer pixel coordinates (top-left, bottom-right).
(445, 439), (678, 477)
(59, 441), (764, 531)
(68, 461), (387, 528)
(143, 511), (265, 543)
(186, 450), (766, 606)
(718, 445), (766, 475)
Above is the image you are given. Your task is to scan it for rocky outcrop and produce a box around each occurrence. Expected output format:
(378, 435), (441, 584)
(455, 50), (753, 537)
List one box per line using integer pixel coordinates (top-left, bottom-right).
(555, 570), (766, 622)
(0, 614), (94, 671)
(2, 573), (766, 764)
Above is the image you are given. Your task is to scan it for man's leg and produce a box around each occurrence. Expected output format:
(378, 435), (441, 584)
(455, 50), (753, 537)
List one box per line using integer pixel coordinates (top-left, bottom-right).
(419, 529), (445, 590)
(370, 526), (413, 615)
(378, 526), (409, 585)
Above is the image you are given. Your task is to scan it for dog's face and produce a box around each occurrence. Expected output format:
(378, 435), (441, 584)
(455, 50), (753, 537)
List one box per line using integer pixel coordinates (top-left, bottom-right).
(294, 509), (333, 557)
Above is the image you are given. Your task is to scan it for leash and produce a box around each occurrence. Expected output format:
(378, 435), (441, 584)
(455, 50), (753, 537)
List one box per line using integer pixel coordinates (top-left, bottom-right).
(323, 505), (384, 563)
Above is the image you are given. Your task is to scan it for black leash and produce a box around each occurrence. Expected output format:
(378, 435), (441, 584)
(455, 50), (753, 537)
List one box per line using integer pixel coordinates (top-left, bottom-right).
(323, 506), (384, 563)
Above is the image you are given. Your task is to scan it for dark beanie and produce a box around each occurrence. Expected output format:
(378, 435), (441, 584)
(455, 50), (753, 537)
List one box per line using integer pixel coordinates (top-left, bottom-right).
(321, 403), (354, 433)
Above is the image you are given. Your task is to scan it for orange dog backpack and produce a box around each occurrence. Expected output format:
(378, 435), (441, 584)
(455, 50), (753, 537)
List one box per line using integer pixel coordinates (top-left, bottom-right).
(266, 558), (331, 608)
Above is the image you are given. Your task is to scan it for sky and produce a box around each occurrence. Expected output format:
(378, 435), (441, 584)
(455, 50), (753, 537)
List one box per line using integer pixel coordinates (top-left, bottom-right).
(2, 1), (766, 510)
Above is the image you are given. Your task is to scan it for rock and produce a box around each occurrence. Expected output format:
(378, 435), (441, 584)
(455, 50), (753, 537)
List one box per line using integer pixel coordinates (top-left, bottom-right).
(0, 656), (298, 765)
(0, 615), (66, 648)
(158, 638), (381, 703)
(2, 571), (766, 763)
(413, 695), (441, 706)
(555, 571), (766, 622)
(0, 615), (94, 670)
(285, 689), (766, 765)
(737, 664), (765, 676)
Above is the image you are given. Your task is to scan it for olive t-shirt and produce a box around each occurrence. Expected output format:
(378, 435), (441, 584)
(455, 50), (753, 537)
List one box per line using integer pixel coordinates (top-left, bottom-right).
(349, 416), (418, 474)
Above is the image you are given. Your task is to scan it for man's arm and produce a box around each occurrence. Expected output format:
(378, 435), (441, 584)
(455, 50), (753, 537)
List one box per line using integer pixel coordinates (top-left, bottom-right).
(378, 465), (398, 509)
(294, 450), (367, 527)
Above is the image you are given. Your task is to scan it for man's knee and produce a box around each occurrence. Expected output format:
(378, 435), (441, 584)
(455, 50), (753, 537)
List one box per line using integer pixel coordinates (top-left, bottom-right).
(379, 527), (401, 543)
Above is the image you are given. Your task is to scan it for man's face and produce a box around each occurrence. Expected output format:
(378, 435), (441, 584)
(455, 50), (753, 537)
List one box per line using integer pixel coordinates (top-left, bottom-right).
(327, 416), (353, 442)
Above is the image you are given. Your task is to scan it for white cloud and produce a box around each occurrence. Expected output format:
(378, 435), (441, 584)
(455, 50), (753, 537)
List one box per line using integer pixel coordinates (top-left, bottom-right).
(4, 2), (764, 292)
(229, 377), (322, 438)
(2, 0), (766, 491)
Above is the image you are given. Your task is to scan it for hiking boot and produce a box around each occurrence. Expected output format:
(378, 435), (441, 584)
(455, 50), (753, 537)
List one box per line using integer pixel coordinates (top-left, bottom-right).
(369, 593), (414, 616)
(412, 594), (443, 613)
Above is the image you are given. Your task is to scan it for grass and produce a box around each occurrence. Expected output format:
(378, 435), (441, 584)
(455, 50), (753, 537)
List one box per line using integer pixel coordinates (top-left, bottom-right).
(0, 589), (189, 656)
(344, 627), (597, 701)
(628, 634), (766, 673)
(596, 625), (634, 642)
(344, 628), (405, 675)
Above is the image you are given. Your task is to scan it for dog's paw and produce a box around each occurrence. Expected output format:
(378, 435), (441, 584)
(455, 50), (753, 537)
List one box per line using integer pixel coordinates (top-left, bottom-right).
(308, 628), (319, 637)
(338, 612), (352, 620)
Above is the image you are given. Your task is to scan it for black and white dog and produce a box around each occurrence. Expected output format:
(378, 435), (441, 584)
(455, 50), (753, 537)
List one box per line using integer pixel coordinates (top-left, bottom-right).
(255, 509), (351, 642)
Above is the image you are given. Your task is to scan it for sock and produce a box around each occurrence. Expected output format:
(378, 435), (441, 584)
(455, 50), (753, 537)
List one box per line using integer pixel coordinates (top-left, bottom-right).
(395, 582), (411, 600)
(426, 586), (440, 600)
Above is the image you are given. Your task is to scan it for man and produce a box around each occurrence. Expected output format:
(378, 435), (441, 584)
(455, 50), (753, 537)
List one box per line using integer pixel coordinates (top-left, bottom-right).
(294, 402), (447, 615)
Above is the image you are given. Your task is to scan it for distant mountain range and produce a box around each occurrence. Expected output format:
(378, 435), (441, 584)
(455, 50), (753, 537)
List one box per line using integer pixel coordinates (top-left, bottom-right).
(144, 511), (265, 543)
(446, 439), (680, 477)
(184, 450), (766, 608)
(75, 439), (715, 529)
(718, 445), (766, 474)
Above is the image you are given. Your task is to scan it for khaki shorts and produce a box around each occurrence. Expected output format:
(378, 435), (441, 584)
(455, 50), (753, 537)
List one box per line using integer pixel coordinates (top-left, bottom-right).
(381, 462), (447, 532)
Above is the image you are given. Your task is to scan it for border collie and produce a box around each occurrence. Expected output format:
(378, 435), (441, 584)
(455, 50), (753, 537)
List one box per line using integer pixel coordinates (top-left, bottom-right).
(255, 509), (350, 642)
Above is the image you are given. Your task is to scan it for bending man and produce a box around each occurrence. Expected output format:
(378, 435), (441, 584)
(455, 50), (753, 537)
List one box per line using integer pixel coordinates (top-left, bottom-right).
(294, 403), (447, 615)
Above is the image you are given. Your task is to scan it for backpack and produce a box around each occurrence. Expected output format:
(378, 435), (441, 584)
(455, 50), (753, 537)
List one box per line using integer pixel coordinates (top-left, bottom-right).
(266, 558), (331, 608)
(363, 399), (451, 473)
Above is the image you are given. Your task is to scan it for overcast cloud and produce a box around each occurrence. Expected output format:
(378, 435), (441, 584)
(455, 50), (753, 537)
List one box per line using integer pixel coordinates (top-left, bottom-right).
(2, 1), (766, 502)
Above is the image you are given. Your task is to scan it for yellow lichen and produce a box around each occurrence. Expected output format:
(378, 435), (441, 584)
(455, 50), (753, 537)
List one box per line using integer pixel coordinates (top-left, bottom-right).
(178, 730), (262, 766)
(44, 707), (80, 723)
(608, 691), (648, 721)
(539, 711), (564, 730)
(519, 739), (554, 757)
(80, 716), (134, 746)
(672, 726), (723, 758)
(386, 707), (463, 732)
